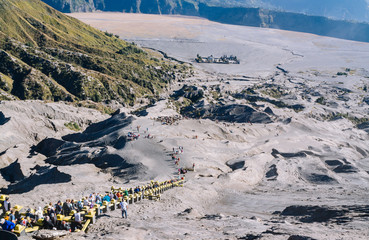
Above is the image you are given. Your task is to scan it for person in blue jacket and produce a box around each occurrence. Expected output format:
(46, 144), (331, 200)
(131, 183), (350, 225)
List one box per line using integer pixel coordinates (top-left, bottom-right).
(1, 218), (15, 231)
(102, 194), (111, 203)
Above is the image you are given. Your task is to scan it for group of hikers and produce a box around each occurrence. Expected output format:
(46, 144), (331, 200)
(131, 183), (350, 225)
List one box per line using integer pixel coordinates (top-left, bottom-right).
(170, 146), (195, 175)
(127, 131), (140, 141)
(155, 115), (182, 125)
(171, 146), (184, 166)
(0, 190), (131, 233)
(0, 178), (184, 234)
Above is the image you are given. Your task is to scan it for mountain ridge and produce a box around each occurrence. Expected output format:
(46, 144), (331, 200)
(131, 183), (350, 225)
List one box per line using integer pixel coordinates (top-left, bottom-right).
(0, 0), (189, 106)
(41, 0), (369, 23)
(40, 0), (369, 43)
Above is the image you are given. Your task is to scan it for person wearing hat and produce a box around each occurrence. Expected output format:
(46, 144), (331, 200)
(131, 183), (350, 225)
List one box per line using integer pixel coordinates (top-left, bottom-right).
(1, 218), (15, 232)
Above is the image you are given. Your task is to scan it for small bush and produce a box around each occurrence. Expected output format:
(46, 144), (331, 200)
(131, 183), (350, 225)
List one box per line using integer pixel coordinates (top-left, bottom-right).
(64, 121), (81, 131)
(315, 97), (326, 105)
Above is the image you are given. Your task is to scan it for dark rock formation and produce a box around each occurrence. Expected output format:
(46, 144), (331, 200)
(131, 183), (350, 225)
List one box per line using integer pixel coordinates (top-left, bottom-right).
(333, 164), (357, 173)
(271, 149), (318, 158)
(1, 166), (71, 194)
(357, 122), (369, 133)
(171, 85), (204, 103)
(238, 234), (262, 240)
(305, 173), (337, 184)
(280, 205), (369, 224)
(280, 205), (347, 223)
(363, 96), (369, 105)
(35, 113), (147, 180)
(34, 138), (65, 157)
(264, 107), (274, 115)
(0, 160), (25, 183)
(282, 117), (292, 124)
(226, 159), (245, 171)
(233, 92), (305, 112)
(325, 160), (343, 166)
(182, 104), (272, 124)
(62, 113), (132, 143)
(265, 164), (278, 180)
(288, 235), (317, 240)
(0, 111), (10, 125)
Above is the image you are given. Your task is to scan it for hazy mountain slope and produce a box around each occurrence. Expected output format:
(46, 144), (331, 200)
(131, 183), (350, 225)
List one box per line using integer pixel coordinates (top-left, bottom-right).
(202, 0), (369, 22)
(0, 0), (188, 104)
(260, 0), (369, 22)
(41, 0), (95, 12)
(41, 0), (369, 43)
(42, 0), (369, 22)
(198, 4), (369, 43)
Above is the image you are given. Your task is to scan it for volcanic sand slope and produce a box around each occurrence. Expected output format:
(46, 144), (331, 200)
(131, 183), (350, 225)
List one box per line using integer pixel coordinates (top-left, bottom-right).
(1, 13), (369, 240)
(71, 12), (369, 77)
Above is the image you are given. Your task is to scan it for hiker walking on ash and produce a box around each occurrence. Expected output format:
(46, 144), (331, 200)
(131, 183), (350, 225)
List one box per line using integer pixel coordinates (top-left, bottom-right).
(119, 200), (128, 219)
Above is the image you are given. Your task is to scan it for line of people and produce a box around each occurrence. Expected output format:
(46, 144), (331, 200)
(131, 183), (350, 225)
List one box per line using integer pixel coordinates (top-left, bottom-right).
(1, 179), (183, 234)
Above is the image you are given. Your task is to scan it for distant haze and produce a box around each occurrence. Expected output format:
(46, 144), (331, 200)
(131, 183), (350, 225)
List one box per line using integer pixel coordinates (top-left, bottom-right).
(207, 0), (369, 22)
(258, 0), (369, 22)
(41, 0), (369, 42)
(43, 0), (369, 23)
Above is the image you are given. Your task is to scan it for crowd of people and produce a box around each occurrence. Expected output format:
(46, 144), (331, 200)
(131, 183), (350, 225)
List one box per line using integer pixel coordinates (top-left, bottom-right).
(170, 146), (196, 175)
(0, 179), (182, 234)
(0, 191), (129, 233)
(127, 132), (140, 141)
(155, 115), (182, 125)
(171, 146), (184, 166)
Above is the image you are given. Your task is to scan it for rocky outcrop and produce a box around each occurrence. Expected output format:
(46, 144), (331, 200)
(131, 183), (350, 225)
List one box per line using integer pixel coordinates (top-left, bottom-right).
(182, 103), (273, 124)
(226, 159), (245, 171)
(35, 113), (148, 179)
(1, 166), (71, 194)
(279, 205), (369, 224)
(171, 85), (204, 103)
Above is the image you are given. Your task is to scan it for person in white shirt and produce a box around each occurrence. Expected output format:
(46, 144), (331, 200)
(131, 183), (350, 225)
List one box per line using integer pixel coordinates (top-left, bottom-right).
(72, 210), (82, 232)
(119, 200), (128, 218)
(74, 211), (81, 223)
(35, 207), (44, 221)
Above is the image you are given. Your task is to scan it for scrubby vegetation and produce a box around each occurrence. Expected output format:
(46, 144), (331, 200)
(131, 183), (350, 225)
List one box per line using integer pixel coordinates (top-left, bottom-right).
(0, 0), (190, 106)
(64, 121), (81, 131)
(315, 96), (326, 105)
